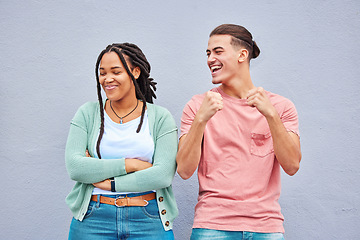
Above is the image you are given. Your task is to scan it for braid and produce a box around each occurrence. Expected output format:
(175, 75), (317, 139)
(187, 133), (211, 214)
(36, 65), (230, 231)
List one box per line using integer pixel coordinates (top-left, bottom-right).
(95, 49), (107, 159)
(112, 47), (147, 133)
(94, 43), (157, 155)
(117, 43), (157, 102)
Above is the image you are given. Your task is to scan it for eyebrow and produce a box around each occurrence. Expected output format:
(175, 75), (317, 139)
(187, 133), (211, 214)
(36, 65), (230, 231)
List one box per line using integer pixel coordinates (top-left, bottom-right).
(206, 46), (224, 53)
(99, 66), (122, 70)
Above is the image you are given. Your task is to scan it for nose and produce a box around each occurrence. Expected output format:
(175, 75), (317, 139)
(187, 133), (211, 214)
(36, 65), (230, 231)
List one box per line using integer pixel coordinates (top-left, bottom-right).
(104, 75), (114, 83)
(207, 53), (216, 65)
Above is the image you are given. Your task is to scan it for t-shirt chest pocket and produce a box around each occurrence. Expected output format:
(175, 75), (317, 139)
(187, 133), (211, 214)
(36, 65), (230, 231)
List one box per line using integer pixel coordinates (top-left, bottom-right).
(250, 132), (274, 157)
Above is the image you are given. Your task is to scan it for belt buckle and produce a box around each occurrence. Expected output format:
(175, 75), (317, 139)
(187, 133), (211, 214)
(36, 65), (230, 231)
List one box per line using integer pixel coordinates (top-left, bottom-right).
(114, 196), (126, 207)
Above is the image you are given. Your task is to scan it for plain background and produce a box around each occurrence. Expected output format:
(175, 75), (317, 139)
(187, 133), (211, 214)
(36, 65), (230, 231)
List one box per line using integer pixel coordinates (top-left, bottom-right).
(1, 1), (359, 239)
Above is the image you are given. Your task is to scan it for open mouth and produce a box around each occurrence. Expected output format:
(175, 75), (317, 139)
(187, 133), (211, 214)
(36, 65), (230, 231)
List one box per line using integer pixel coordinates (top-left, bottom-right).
(210, 65), (222, 74)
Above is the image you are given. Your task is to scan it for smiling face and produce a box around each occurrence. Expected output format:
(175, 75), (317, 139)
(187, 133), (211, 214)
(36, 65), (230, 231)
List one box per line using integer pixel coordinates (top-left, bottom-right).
(207, 34), (243, 85)
(98, 51), (139, 102)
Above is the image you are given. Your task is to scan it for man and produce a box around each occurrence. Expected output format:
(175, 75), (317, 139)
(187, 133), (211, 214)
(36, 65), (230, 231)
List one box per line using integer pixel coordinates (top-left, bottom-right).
(176, 24), (301, 239)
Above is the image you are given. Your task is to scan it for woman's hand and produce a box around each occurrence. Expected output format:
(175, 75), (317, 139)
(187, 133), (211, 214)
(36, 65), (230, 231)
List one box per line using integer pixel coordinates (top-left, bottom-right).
(93, 179), (111, 191)
(92, 159), (152, 190)
(85, 150), (111, 190)
(125, 158), (153, 173)
(87, 149), (152, 189)
(85, 150), (91, 157)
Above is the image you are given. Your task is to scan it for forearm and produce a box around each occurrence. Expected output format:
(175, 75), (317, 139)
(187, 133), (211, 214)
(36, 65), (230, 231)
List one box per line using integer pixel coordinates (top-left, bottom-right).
(266, 112), (301, 176)
(177, 91), (223, 179)
(66, 154), (127, 183)
(65, 125), (127, 183)
(176, 116), (207, 179)
(247, 87), (301, 175)
(125, 159), (152, 173)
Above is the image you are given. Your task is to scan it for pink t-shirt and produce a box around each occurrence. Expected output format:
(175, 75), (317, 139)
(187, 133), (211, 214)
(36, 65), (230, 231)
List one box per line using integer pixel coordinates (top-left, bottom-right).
(180, 87), (299, 233)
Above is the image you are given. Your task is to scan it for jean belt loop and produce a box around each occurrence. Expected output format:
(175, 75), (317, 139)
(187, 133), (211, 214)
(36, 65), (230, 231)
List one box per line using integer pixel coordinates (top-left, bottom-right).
(96, 195), (101, 208)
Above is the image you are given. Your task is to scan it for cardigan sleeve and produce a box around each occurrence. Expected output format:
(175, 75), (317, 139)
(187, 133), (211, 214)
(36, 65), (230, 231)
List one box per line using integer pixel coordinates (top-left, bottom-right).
(113, 107), (178, 192)
(65, 103), (128, 184)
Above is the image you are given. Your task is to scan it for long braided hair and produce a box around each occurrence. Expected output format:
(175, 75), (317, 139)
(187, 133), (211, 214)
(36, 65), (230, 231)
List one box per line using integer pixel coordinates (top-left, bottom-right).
(95, 43), (157, 159)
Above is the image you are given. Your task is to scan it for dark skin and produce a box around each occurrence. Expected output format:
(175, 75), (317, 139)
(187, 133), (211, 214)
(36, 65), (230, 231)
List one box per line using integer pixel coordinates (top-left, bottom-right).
(91, 52), (153, 191)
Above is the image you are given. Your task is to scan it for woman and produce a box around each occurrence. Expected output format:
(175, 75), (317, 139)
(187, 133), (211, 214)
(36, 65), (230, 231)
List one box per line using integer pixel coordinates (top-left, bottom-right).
(65, 43), (178, 239)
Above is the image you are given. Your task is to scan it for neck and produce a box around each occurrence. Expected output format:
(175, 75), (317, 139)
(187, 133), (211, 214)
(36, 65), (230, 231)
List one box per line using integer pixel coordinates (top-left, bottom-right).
(108, 97), (139, 116)
(220, 68), (255, 99)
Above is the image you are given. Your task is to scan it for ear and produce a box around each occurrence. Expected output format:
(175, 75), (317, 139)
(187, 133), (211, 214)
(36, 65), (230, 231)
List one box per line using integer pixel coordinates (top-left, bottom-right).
(132, 66), (141, 79)
(238, 49), (249, 63)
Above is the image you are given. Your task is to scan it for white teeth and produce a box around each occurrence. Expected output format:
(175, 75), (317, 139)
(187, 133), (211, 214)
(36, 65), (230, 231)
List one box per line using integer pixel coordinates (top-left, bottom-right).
(211, 66), (221, 72)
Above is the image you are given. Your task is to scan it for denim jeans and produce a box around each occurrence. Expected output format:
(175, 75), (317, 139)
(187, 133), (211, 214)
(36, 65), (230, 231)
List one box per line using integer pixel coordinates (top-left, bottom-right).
(68, 192), (174, 240)
(191, 228), (285, 240)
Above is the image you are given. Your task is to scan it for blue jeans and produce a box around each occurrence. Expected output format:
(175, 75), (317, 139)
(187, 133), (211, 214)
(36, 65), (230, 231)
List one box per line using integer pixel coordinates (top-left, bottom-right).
(69, 192), (174, 240)
(191, 228), (285, 240)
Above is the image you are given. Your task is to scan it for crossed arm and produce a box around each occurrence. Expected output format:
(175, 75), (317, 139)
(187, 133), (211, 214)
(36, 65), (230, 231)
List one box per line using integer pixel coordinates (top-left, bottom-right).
(85, 150), (152, 190)
(65, 119), (178, 192)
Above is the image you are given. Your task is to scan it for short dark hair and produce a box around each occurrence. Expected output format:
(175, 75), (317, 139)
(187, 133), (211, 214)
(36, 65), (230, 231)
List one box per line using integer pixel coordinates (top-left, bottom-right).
(210, 24), (260, 60)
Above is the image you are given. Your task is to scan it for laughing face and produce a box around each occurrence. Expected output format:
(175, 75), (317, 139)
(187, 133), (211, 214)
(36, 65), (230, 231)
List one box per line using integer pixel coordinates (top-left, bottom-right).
(206, 34), (241, 85)
(98, 52), (139, 102)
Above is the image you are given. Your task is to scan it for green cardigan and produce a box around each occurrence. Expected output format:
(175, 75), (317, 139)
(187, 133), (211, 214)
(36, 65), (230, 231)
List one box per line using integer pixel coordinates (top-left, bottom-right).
(65, 101), (178, 231)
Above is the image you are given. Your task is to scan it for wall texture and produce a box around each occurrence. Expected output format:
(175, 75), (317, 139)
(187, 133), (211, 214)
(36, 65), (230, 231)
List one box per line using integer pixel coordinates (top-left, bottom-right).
(1, 1), (359, 239)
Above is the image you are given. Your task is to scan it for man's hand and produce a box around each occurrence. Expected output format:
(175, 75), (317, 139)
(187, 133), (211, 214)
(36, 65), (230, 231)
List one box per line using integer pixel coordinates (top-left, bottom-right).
(196, 91), (223, 122)
(176, 91), (222, 180)
(247, 87), (301, 175)
(246, 87), (277, 118)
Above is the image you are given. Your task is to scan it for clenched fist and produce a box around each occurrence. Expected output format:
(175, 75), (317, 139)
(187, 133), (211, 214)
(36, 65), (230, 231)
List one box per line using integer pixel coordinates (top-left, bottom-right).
(246, 87), (277, 117)
(196, 91), (223, 122)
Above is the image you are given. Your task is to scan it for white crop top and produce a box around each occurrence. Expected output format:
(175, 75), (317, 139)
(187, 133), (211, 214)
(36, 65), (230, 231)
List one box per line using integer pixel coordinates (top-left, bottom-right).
(92, 109), (154, 195)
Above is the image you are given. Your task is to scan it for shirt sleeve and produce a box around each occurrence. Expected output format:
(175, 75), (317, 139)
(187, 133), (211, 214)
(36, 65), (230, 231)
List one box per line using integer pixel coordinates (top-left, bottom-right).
(65, 104), (127, 184)
(180, 96), (201, 138)
(280, 99), (300, 137)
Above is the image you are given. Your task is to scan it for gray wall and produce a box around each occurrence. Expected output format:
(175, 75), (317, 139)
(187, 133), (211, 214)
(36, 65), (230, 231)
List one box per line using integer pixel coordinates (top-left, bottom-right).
(1, 1), (359, 239)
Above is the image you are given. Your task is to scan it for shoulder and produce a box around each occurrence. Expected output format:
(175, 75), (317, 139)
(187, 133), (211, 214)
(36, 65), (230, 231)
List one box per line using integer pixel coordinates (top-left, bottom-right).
(183, 90), (211, 110)
(147, 103), (172, 117)
(266, 91), (298, 118)
(72, 101), (99, 121)
(187, 87), (218, 105)
(146, 103), (177, 135)
(76, 101), (99, 111)
(146, 103), (175, 124)
(266, 91), (296, 109)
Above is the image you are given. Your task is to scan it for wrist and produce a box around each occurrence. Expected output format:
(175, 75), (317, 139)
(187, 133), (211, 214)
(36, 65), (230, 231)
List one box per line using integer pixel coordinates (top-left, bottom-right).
(109, 178), (115, 192)
(265, 110), (282, 126)
(264, 106), (278, 119)
(194, 114), (209, 127)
